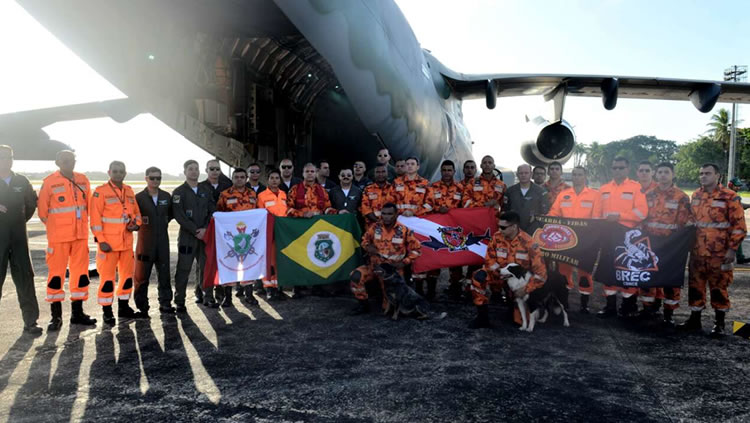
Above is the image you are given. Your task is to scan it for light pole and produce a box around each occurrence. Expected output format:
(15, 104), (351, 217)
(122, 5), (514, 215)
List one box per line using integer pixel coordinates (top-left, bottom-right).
(724, 65), (747, 182)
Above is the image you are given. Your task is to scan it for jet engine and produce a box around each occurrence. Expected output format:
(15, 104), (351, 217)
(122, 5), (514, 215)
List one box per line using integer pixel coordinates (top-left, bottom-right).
(520, 118), (575, 167)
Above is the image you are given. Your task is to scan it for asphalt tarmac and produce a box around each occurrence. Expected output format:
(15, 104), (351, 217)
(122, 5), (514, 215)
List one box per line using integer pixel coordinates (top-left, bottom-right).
(1, 219), (749, 422)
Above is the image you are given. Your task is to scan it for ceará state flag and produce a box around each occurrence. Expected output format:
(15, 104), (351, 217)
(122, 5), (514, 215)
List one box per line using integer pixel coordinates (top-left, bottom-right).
(398, 208), (497, 273)
(204, 209), (272, 286)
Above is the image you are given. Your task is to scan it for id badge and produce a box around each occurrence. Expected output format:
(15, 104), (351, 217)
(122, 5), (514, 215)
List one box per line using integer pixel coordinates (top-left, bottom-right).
(123, 213), (131, 223)
(76, 208), (82, 219)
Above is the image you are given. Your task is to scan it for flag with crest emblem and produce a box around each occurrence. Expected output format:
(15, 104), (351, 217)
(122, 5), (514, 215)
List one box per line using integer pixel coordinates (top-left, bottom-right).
(275, 214), (363, 286)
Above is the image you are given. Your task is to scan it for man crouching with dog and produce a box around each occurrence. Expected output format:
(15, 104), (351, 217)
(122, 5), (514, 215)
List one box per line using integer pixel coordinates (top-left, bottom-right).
(469, 211), (547, 329)
(349, 202), (421, 314)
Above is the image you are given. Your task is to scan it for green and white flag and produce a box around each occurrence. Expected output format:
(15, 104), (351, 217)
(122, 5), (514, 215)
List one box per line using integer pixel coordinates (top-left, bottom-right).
(275, 214), (363, 286)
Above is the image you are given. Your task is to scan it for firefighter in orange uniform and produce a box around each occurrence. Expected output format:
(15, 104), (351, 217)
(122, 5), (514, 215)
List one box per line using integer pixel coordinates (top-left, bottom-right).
(678, 163), (746, 337)
(90, 161), (143, 326)
(638, 162), (692, 326)
(257, 169), (287, 300)
(216, 168), (258, 307)
(393, 157), (432, 295)
(286, 163), (335, 217)
(349, 203), (421, 314)
(597, 157), (648, 318)
(469, 211), (546, 328)
(637, 161), (658, 194)
(547, 166), (602, 313)
(462, 155), (506, 213)
(360, 164), (394, 230)
(37, 151), (97, 330)
(426, 160), (464, 299)
(543, 161), (571, 205)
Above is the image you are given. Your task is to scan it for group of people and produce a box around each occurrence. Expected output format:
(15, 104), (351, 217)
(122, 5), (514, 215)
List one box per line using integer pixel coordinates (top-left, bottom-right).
(0, 144), (746, 338)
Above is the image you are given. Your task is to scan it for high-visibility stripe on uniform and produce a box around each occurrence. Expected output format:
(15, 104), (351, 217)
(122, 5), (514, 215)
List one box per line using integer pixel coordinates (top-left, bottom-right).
(646, 222), (678, 230)
(98, 297), (113, 305)
(102, 217), (128, 223)
(91, 225), (102, 231)
(380, 253), (406, 261)
(633, 208), (646, 219)
(48, 206), (78, 214)
(695, 222), (730, 228)
(118, 294), (130, 300)
(46, 293), (65, 300)
(639, 296), (655, 302)
(70, 291), (87, 299)
(604, 288), (618, 296)
(664, 299), (679, 306)
(397, 204), (418, 210)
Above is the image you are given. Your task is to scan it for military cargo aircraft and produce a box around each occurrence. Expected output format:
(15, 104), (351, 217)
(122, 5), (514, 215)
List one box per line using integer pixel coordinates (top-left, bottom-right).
(3, 0), (750, 179)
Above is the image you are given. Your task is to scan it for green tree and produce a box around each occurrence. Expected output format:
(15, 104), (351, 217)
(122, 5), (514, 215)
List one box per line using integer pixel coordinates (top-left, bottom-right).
(581, 135), (677, 185)
(705, 108), (731, 152)
(674, 136), (724, 184)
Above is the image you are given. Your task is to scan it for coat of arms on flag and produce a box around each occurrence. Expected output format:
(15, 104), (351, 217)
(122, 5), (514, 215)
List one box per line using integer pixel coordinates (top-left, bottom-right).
(275, 214), (363, 286)
(203, 209), (271, 286)
(529, 215), (603, 272)
(398, 208), (496, 273)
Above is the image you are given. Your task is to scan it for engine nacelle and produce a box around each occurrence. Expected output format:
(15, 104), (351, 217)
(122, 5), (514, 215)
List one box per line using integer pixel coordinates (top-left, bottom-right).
(520, 120), (576, 167)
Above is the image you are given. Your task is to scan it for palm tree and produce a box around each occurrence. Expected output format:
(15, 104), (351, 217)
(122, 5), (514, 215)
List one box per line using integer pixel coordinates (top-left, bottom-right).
(572, 143), (588, 167)
(706, 108), (731, 152)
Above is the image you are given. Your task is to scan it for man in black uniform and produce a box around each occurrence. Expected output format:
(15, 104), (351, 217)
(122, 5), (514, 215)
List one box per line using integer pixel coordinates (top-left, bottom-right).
(504, 164), (550, 233)
(134, 166), (174, 314)
(173, 159), (217, 308)
(329, 168), (363, 215)
(199, 159), (232, 203)
(246, 162), (266, 195)
(0, 145), (41, 335)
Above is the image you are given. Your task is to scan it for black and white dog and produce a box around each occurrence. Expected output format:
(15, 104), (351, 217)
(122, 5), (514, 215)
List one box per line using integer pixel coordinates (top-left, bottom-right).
(375, 264), (447, 321)
(500, 263), (569, 332)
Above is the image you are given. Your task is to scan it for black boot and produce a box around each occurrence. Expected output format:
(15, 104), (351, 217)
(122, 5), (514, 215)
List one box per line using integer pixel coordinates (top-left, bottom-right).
(70, 300), (97, 326)
(221, 286), (234, 308)
(350, 299), (370, 315)
(415, 279), (424, 296)
(579, 294), (590, 314)
(468, 305), (493, 329)
(292, 286), (304, 299)
(48, 302), (63, 331)
(619, 295), (638, 318)
(677, 310), (703, 332)
(663, 308), (676, 328)
(266, 287), (281, 301)
(709, 311), (726, 338)
(597, 295), (617, 318)
(243, 290), (259, 306)
(445, 281), (462, 300)
(118, 299), (140, 319)
(235, 285), (245, 298)
(426, 279), (437, 301)
(102, 305), (116, 326)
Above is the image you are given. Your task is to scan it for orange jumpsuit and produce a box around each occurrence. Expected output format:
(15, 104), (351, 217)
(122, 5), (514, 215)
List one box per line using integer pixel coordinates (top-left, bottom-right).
(350, 221), (421, 302)
(688, 185), (747, 311)
(360, 182), (394, 228)
(640, 181), (658, 194)
(543, 180), (571, 205)
(286, 182), (334, 217)
(392, 175), (432, 216)
(462, 175), (506, 212)
(90, 182), (142, 306)
(37, 171), (91, 302)
(470, 230), (547, 306)
(216, 187), (257, 212)
(257, 189), (288, 217)
(257, 189), (287, 288)
(639, 185), (692, 310)
(547, 186), (602, 294)
(599, 178), (648, 297)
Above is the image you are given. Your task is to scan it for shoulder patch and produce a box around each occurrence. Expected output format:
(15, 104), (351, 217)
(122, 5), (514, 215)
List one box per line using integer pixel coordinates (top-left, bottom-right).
(173, 194), (181, 203)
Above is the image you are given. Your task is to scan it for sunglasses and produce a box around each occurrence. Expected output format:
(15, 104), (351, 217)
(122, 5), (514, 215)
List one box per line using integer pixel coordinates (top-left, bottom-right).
(281, 165), (293, 169)
(249, 170), (261, 173)
(498, 224), (513, 230)
(148, 176), (162, 181)
(208, 167), (220, 171)
(637, 169), (651, 172)
(611, 166), (626, 170)
(377, 154), (388, 158)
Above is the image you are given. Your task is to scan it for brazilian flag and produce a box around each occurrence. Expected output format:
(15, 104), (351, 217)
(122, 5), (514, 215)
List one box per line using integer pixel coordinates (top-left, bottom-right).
(275, 214), (363, 286)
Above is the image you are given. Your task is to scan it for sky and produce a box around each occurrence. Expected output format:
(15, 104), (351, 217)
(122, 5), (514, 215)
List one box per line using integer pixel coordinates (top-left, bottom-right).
(1, 0), (748, 175)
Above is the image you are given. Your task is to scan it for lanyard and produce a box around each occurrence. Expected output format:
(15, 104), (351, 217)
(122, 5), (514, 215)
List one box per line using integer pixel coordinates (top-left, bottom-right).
(108, 181), (129, 216)
(61, 173), (86, 203)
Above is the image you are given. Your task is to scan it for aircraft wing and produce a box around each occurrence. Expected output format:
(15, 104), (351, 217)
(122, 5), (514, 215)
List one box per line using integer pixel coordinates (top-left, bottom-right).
(439, 71), (750, 113)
